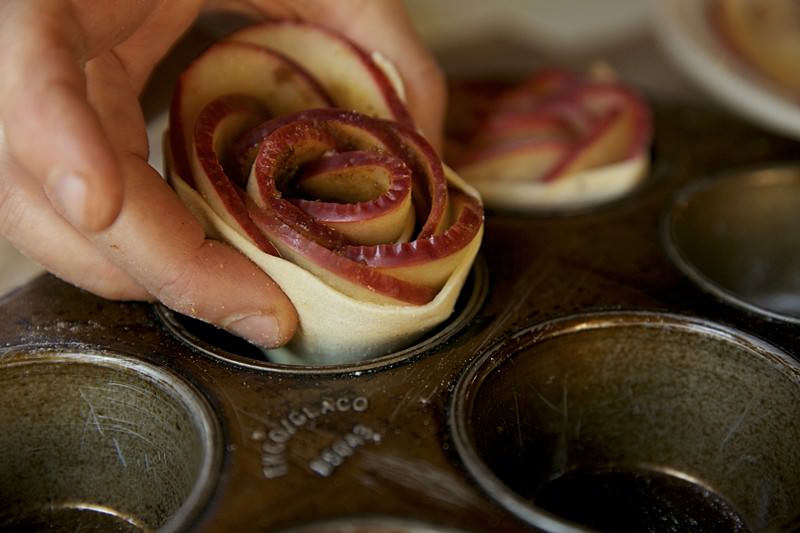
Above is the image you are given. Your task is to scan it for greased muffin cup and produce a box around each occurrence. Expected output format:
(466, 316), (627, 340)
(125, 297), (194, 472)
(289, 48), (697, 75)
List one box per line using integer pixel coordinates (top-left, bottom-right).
(450, 312), (800, 531)
(665, 164), (800, 323)
(0, 351), (220, 533)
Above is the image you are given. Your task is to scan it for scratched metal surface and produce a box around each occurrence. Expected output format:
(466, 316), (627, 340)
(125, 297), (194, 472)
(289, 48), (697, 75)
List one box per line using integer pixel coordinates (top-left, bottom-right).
(0, 103), (798, 532)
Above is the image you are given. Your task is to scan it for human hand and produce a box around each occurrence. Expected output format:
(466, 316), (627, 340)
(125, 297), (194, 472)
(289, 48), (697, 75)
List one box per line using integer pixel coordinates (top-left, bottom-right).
(0, 0), (445, 347)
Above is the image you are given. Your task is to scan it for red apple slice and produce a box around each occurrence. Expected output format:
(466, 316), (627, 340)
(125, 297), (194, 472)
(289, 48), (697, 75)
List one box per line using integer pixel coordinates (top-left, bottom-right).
(447, 67), (652, 210)
(493, 67), (581, 113)
(468, 111), (578, 153)
(246, 195), (437, 306)
(344, 187), (484, 290)
(458, 141), (571, 183)
(228, 20), (413, 125)
(541, 85), (650, 182)
(391, 124), (450, 238)
(291, 151), (415, 245)
(230, 107), (401, 182)
(170, 40), (333, 186)
(166, 21), (484, 362)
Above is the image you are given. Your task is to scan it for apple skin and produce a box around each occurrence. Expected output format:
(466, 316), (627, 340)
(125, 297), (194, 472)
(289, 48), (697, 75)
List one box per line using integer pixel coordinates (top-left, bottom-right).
(228, 20), (413, 126)
(344, 187), (484, 290)
(473, 111), (578, 149)
(237, 109), (481, 305)
(538, 84), (650, 183)
(191, 94), (278, 255)
(170, 40), (333, 188)
(169, 22), (484, 312)
(447, 68), (652, 210)
(291, 150), (415, 246)
(246, 194), (438, 306)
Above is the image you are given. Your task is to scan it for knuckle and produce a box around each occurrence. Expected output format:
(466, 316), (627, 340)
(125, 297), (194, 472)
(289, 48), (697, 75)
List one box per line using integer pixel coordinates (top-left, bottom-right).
(85, 274), (149, 301)
(153, 264), (202, 315)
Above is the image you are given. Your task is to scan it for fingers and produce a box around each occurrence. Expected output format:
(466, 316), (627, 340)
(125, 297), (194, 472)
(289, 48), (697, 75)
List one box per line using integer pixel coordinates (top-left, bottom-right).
(86, 51), (296, 347)
(1, 0), (435, 351)
(96, 154), (298, 347)
(102, 0), (204, 92)
(1, 125), (298, 346)
(0, 139), (148, 300)
(0, 0), (204, 232)
(0, 0), (297, 347)
(0, 0), (122, 232)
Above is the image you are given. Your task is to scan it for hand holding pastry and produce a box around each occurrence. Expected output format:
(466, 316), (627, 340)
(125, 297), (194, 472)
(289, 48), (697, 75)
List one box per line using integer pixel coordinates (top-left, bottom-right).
(0, 0), (445, 351)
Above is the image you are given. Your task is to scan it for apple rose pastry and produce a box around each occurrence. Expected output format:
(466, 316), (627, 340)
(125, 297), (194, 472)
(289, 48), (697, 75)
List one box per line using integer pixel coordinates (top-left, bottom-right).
(710, 0), (800, 97)
(165, 21), (484, 364)
(446, 67), (651, 211)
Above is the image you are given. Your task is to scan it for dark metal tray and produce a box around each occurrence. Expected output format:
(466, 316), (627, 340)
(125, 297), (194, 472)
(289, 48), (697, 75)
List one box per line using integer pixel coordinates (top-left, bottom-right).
(0, 103), (798, 532)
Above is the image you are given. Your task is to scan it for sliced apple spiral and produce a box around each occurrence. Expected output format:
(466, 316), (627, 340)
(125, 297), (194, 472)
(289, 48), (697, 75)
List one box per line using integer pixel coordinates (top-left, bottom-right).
(165, 21), (484, 363)
(446, 67), (652, 211)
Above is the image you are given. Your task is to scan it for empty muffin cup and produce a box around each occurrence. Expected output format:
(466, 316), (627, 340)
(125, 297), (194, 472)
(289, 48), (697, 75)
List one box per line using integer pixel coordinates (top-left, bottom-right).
(157, 259), (488, 374)
(280, 517), (466, 532)
(0, 351), (221, 532)
(664, 164), (800, 323)
(450, 312), (800, 532)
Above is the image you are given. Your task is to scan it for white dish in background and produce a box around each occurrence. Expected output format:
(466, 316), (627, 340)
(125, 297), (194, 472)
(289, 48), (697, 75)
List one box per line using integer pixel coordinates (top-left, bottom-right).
(404, 0), (648, 55)
(650, 0), (800, 139)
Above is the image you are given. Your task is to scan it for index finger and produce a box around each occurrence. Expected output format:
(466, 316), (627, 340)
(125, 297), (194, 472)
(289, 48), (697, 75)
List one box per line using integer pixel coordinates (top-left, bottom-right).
(0, 0), (124, 231)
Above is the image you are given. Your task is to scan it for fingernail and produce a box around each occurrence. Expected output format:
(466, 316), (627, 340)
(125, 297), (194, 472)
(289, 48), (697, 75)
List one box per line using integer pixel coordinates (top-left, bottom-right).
(224, 312), (281, 347)
(46, 172), (88, 228)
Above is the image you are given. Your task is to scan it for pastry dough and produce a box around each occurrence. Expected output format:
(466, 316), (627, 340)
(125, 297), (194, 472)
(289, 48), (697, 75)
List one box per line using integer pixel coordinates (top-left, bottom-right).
(166, 21), (484, 364)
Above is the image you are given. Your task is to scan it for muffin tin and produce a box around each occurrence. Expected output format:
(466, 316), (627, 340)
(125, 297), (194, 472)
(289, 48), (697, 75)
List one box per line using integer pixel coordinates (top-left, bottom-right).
(0, 102), (798, 532)
(665, 164), (800, 323)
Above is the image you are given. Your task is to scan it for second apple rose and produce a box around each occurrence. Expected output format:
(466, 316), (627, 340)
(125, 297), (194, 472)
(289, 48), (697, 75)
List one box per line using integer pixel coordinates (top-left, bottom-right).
(446, 66), (652, 211)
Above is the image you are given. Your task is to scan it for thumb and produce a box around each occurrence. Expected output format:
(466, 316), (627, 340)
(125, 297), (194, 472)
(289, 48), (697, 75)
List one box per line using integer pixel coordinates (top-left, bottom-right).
(1, 0), (122, 231)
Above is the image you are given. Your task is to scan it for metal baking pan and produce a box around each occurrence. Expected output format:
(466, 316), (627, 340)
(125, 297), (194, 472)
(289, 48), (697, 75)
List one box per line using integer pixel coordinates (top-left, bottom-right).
(0, 101), (798, 532)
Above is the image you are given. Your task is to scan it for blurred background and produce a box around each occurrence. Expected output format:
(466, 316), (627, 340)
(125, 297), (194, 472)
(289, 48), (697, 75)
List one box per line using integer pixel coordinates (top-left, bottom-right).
(404, 0), (695, 100)
(1, 0), (795, 295)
